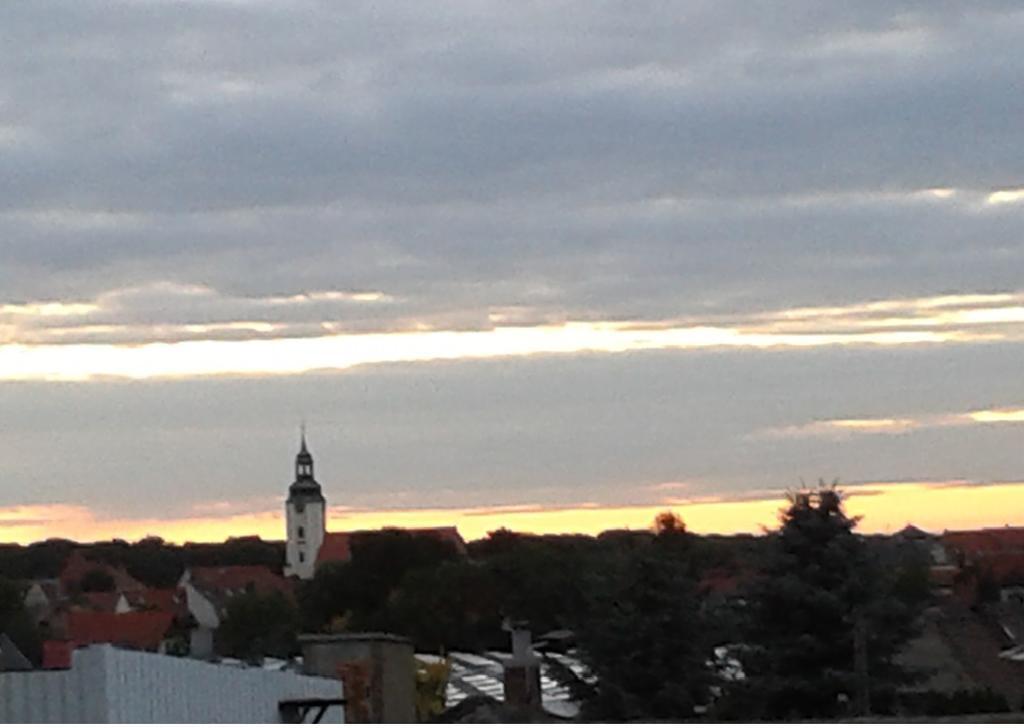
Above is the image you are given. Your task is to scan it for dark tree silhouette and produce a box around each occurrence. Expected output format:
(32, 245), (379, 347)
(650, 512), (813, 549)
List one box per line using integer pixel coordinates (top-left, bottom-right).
(572, 512), (717, 721)
(299, 530), (460, 632)
(721, 485), (921, 720)
(219, 590), (299, 661)
(79, 568), (116, 593)
(0, 578), (41, 665)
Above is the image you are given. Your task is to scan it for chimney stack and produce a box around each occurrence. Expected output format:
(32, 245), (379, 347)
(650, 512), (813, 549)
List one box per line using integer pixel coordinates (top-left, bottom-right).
(502, 621), (542, 710)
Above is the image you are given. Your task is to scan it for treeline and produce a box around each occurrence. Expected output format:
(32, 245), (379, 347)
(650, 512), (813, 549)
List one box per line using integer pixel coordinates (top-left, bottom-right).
(293, 523), (763, 653)
(226, 492), (934, 719)
(0, 536), (285, 587)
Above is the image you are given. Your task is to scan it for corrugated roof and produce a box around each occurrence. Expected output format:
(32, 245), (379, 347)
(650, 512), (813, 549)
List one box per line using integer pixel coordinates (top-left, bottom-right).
(431, 651), (583, 718)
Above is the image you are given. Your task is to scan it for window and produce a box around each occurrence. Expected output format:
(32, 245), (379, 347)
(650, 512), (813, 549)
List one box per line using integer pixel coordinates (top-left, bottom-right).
(298, 526), (305, 539)
(299, 551), (305, 563)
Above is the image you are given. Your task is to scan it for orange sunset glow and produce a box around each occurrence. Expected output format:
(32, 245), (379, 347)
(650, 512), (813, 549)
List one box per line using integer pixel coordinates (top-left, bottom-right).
(6, 481), (1024, 546)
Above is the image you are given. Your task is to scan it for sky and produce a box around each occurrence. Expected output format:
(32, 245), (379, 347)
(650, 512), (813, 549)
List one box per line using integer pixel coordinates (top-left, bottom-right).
(2, 1), (1024, 544)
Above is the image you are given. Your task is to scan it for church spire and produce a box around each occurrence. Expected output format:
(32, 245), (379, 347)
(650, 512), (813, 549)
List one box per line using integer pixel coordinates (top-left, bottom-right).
(296, 424), (314, 480)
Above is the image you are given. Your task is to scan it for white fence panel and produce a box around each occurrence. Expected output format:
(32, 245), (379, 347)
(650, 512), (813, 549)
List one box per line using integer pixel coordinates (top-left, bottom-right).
(0, 645), (344, 724)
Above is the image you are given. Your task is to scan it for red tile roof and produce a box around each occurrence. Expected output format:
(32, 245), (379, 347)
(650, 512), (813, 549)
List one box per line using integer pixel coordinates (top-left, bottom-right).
(42, 640), (73, 669)
(59, 551), (143, 593)
(316, 532), (352, 565)
(944, 528), (1024, 555)
(66, 610), (174, 652)
(74, 591), (124, 613)
(315, 526), (467, 566)
(410, 527), (467, 554)
(141, 588), (182, 613)
(981, 555), (1024, 584)
(188, 565), (291, 596)
(944, 529), (1024, 586)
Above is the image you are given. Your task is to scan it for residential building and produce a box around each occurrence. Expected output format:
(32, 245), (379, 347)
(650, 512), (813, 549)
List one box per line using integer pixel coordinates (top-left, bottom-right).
(0, 644), (344, 723)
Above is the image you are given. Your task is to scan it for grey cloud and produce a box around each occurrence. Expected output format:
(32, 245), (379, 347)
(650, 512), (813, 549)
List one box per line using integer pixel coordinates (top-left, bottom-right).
(1, 1), (1024, 522)
(3, 340), (1024, 520)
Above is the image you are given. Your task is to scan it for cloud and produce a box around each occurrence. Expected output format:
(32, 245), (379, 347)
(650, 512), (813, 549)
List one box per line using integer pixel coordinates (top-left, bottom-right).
(0, 2), (1021, 331)
(3, 286), (1024, 380)
(986, 188), (1024, 205)
(758, 406), (1024, 440)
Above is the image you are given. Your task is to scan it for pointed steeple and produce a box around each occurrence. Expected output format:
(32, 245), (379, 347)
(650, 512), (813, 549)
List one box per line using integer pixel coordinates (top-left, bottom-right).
(295, 424), (314, 481)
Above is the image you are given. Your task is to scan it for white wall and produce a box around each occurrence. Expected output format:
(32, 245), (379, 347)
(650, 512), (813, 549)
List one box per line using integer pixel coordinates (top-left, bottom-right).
(0, 645), (344, 723)
(285, 500), (325, 580)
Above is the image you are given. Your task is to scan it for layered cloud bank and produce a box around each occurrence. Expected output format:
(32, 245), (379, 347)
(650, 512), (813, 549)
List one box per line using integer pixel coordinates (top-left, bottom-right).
(1, 287), (1023, 380)
(1, 2), (1023, 531)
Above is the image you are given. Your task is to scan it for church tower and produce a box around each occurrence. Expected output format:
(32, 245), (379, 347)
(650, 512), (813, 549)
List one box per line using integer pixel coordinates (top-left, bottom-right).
(284, 430), (326, 580)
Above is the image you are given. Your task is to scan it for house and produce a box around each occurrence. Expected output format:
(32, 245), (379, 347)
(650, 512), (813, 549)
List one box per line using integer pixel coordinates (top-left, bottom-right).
(42, 610), (183, 667)
(59, 551), (143, 594)
(64, 610), (177, 654)
(177, 565), (294, 659)
(23, 580), (62, 624)
(73, 591), (133, 614)
(123, 587), (184, 614)
(181, 565), (292, 597)
(942, 527), (1024, 602)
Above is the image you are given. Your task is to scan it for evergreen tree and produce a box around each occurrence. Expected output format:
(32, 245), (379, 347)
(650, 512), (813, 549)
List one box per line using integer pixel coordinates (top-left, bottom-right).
(573, 513), (717, 721)
(724, 485), (919, 720)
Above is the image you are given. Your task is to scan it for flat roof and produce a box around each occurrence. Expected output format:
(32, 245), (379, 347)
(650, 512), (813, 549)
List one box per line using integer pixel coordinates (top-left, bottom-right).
(299, 632), (412, 646)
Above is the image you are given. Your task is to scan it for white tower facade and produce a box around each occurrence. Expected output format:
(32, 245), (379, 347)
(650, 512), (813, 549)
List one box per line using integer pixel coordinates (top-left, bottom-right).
(284, 434), (326, 580)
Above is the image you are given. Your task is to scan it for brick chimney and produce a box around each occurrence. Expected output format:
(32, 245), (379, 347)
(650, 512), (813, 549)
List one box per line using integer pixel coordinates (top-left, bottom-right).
(502, 621), (542, 709)
(299, 633), (416, 723)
